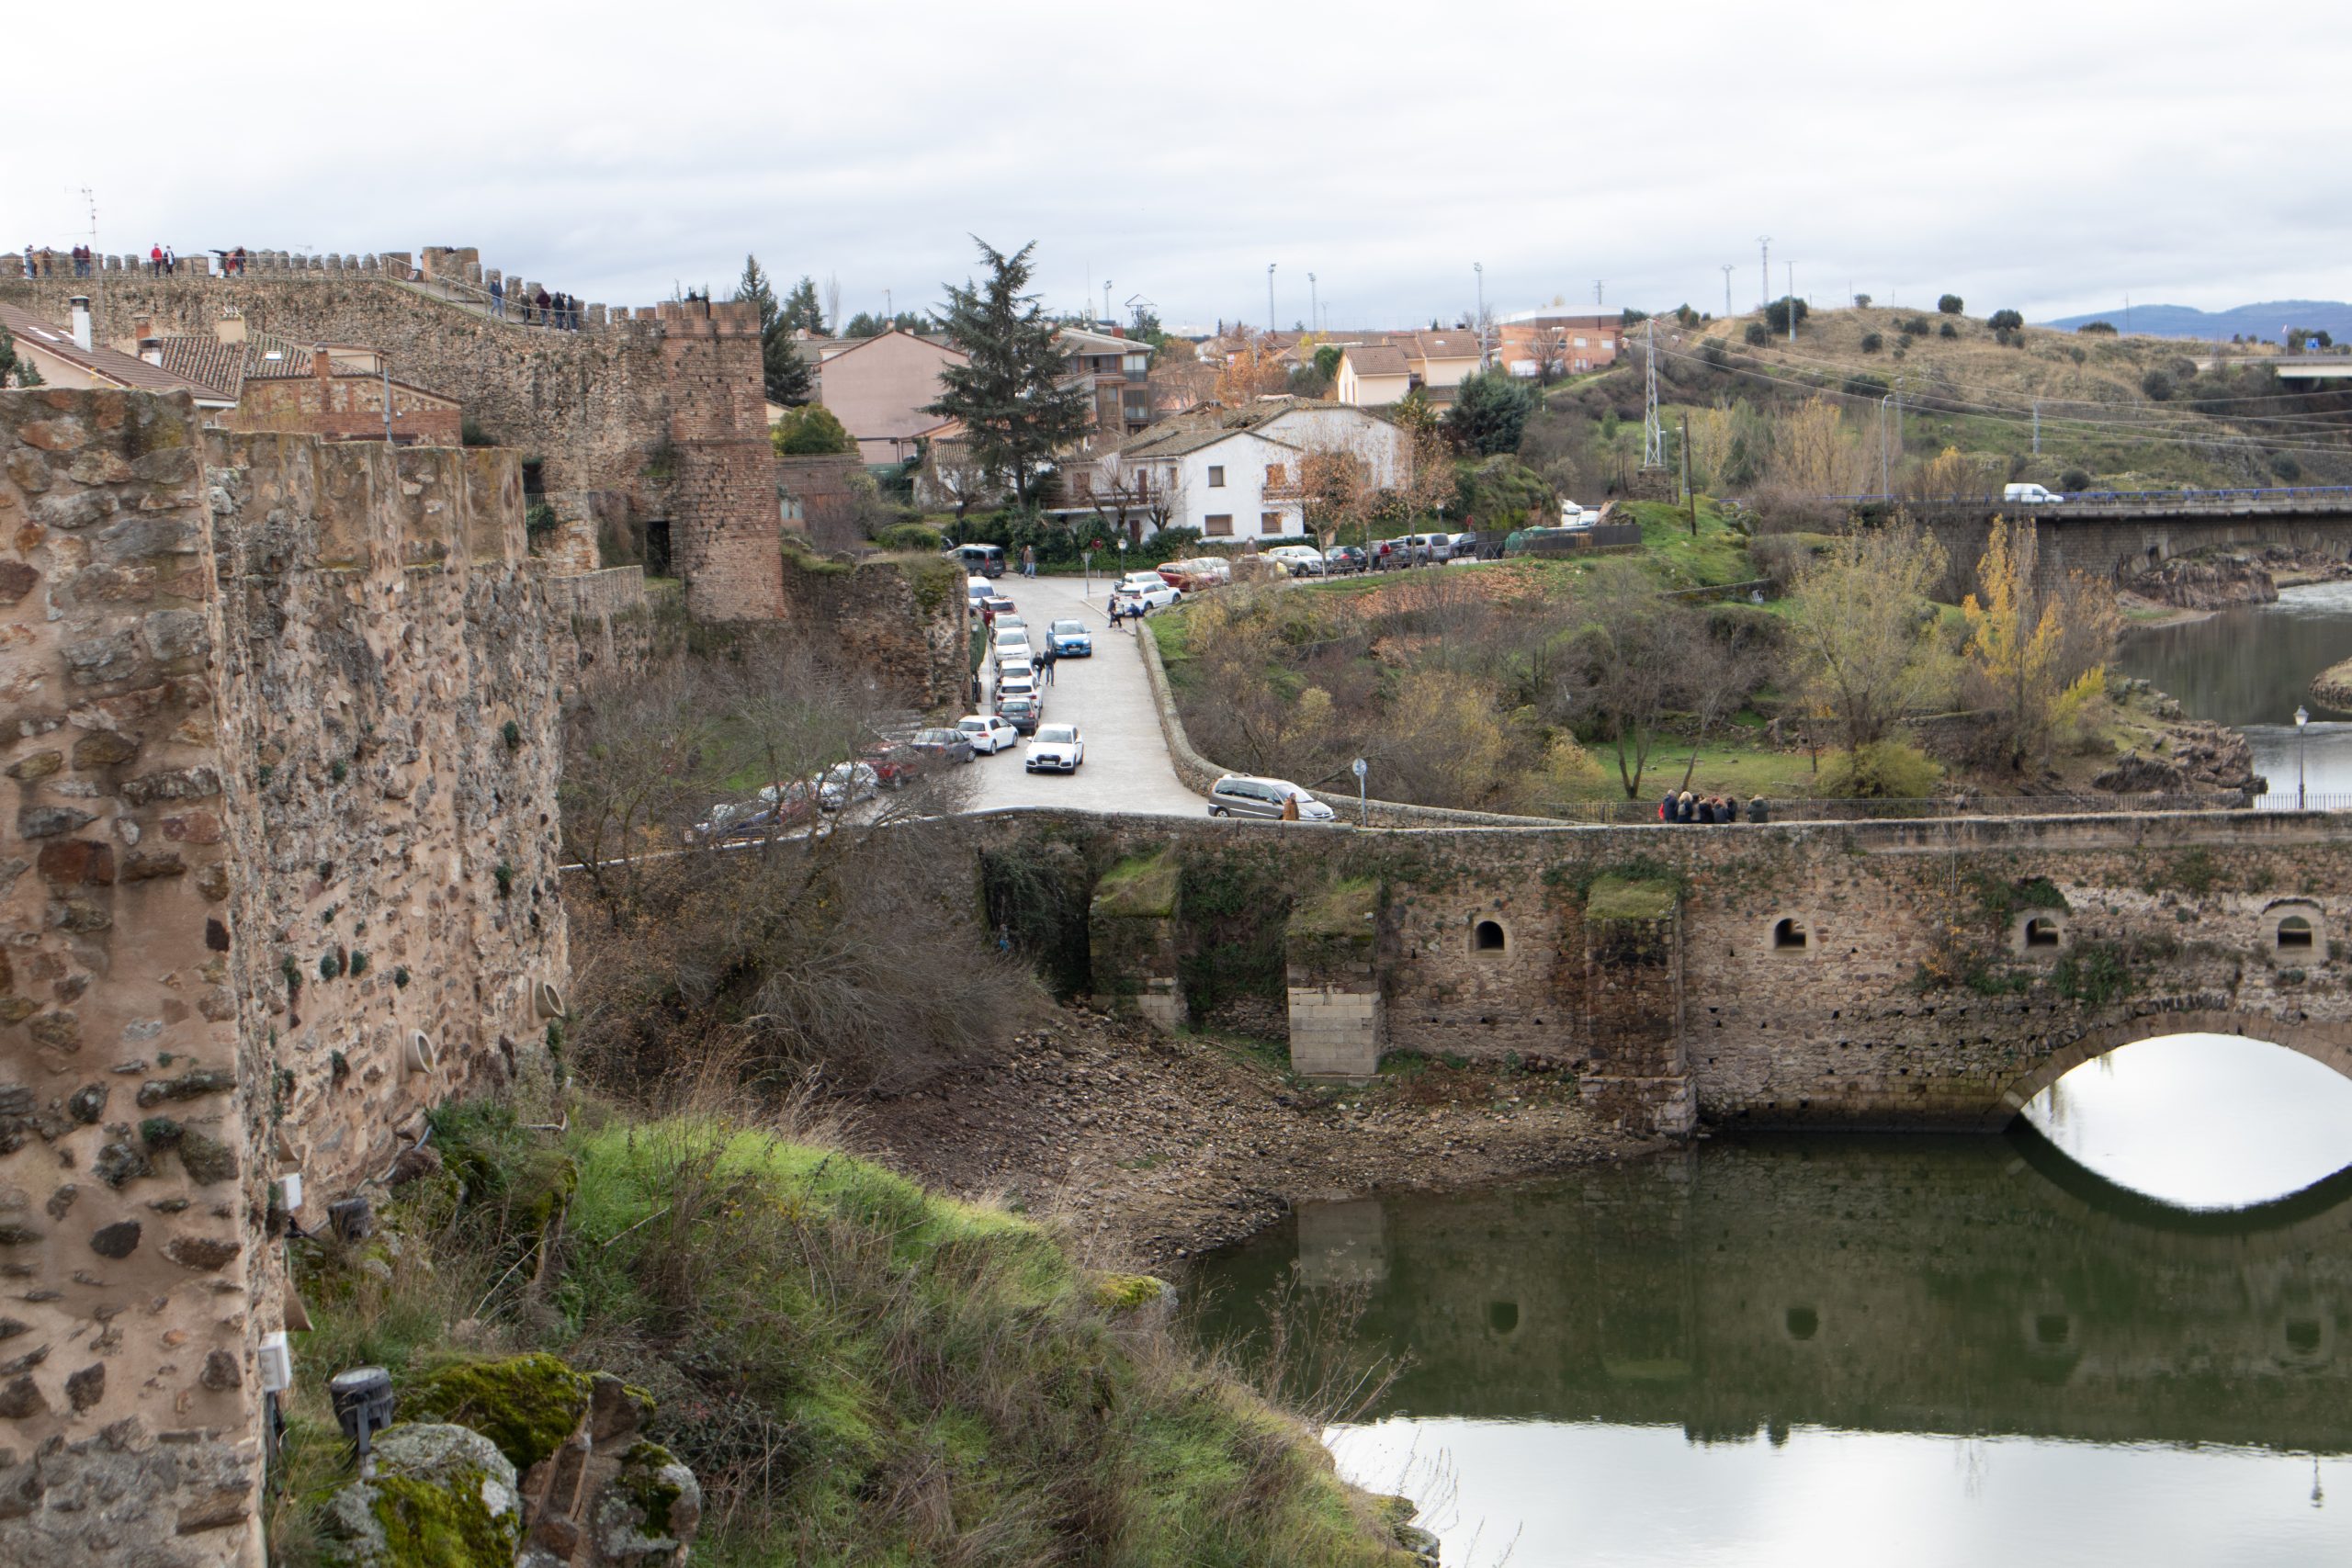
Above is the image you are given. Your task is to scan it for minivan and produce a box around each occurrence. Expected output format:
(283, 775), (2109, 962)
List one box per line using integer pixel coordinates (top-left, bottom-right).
(944, 542), (1007, 578)
(2002, 483), (2064, 506)
(1207, 773), (1338, 821)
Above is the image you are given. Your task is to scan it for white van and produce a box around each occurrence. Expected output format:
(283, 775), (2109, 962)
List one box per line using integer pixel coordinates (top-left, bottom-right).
(2003, 483), (2064, 505)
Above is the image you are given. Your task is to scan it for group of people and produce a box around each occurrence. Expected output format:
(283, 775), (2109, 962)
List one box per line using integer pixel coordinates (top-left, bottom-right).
(18, 243), (217, 278)
(486, 276), (584, 329)
(146, 243), (180, 275)
(1106, 594), (1153, 630)
(1659, 789), (1764, 825)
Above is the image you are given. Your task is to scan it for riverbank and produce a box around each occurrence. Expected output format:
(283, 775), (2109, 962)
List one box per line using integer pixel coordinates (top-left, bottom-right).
(2312, 655), (2352, 715)
(847, 1007), (1650, 1269)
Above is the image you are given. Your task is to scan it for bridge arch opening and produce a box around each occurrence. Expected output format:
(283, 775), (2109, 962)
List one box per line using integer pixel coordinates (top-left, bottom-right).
(2015, 1025), (2352, 1211)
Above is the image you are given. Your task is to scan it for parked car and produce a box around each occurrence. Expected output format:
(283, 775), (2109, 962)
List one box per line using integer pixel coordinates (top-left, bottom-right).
(1266, 545), (1326, 576)
(944, 542), (1006, 578)
(687, 781), (818, 844)
(966, 577), (994, 610)
(862, 739), (923, 787)
(998, 694), (1042, 735)
(1447, 531), (1505, 562)
(817, 761), (881, 810)
(1024, 723), (1085, 773)
(1207, 773), (1337, 821)
(1114, 578), (1182, 611)
(1159, 557), (1230, 591)
(1046, 618), (1093, 656)
(956, 714), (1018, 754)
(1229, 554), (1290, 583)
(994, 614), (1028, 638)
(2003, 482), (2064, 505)
(907, 728), (977, 767)
(1115, 570), (1169, 595)
(1323, 544), (1367, 574)
(996, 670), (1040, 705)
(980, 592), (1017, 616)
(991, 629), (1034, 670)
(1408, 531), (1455, 563)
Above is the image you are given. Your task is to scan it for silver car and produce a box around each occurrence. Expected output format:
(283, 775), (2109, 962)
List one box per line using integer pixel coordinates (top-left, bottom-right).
(1207, 773), (1336, 821)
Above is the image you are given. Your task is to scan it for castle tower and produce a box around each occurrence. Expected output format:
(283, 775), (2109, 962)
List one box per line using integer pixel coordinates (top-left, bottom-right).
(659, 299), (786, 621)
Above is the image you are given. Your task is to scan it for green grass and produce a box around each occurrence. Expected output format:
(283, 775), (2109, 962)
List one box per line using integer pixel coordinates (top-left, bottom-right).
(1621, 497), (1754, 589)
(276, 1104), (1412, 1568)
(1095, 847), (1181, 918)
(1584, 874), (1679, 920)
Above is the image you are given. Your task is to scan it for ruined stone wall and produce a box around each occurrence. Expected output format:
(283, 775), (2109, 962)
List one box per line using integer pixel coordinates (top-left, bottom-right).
(1923, 509), (2352, 597)
(775, 454), (866, 552)
(777, 550), (968, 712)
(546, 566), (658, 694)
(0, 389), (565, 1565)
(0, 276), (779, 626)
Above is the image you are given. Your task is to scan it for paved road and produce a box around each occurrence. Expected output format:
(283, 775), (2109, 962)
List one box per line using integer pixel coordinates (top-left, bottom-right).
(959, 571), (1207, 817)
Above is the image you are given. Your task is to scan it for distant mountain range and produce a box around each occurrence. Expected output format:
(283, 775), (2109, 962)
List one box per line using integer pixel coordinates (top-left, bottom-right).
(2039, 300), (2352, 343)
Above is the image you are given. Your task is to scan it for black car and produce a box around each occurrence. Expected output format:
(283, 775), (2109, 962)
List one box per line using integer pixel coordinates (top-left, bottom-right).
(997, 694), (1042, 735)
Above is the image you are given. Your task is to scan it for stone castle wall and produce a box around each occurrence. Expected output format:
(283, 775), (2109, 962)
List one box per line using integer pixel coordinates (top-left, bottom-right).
(0, 389), (566, 1565)
(776, 552), (970, 712)
(0, 275), (781, 624)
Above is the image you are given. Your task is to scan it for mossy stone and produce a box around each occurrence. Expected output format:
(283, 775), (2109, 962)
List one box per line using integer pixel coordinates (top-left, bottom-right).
(320, 1423), (521, 1568)
(401, 1352), (591, 1474)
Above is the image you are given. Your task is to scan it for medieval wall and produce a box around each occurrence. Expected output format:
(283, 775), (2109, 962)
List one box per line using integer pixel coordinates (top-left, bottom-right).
(0, 389), (565, 1566)
(776, 551), (969, 712)
(0, 276), (780, 624)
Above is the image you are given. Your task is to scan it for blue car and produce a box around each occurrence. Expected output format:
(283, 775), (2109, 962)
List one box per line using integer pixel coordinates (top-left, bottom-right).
(1046, 618), (1093, 657)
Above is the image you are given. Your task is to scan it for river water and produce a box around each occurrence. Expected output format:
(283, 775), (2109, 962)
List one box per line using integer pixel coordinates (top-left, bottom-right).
(1182, 589), (2352, 1564)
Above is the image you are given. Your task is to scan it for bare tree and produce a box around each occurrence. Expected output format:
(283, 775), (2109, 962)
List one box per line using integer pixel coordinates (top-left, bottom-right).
(1532, 325), (1569, 386)
(822, 274), (842, 336)
(1786, 523), (1954, 754)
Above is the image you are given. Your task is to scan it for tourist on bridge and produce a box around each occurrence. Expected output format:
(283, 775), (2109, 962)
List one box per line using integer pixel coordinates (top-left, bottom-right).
(534, 286), (552, 325)
(489, 276), (504, 318)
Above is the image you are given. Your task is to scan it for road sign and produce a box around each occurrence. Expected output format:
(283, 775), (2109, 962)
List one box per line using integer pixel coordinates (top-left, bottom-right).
(1351, 758), (1368, 779)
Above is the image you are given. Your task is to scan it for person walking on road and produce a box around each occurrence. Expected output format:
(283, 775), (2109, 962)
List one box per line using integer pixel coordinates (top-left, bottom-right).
(1038, 644), (1058, 686)
(1021, 544), (1036, 579)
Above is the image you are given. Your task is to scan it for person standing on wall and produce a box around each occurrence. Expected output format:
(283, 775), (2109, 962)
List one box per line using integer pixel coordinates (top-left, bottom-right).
(149, 243), (163, 275)
(489, 276), (504, 318)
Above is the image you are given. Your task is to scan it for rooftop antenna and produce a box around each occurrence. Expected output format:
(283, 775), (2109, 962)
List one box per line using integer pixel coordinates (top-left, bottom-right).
(1266, 263), (1277, 335)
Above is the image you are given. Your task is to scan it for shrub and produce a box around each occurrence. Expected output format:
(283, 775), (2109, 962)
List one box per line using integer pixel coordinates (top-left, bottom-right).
(770, 404), (856, 456)
(1842, 371), (1890, 399)
(1819, 739), (1943, 798)
(2141, 369), (2175, 401)
(1860, 331), (1884, 354)
(1987, 309), (2024, 332)
(870, 521), (945, 552)
(1898, 316), (1931, 337)
(1938, 321), (1959, 339)
(2076, 320), (2118, 335)
(1744, 321), (1770, 346)
(1763, 296), (1809, 333)
(524, 500), (559, 541)
(2061, 468), (2091, 491)
(1937, 294), (1964, 315)
(1853, 293), (1873, 308)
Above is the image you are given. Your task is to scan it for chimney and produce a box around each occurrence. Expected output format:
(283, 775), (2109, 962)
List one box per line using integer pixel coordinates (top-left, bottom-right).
(69, 297), (92, 351)
(216, 309), (246, 346)
(312, 345), (333, 381)
(139, 339), (164, 367)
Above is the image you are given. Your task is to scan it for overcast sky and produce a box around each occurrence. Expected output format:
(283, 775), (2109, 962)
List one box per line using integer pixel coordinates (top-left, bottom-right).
(12, 1), (2347, 333)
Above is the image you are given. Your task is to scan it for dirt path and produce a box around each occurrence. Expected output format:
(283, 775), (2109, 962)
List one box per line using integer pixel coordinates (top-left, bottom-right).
(848, 1008), (1650, 1270)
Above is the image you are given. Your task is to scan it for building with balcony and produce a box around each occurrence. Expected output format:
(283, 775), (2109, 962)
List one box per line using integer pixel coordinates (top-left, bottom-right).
(1057, 324), (1154, 435)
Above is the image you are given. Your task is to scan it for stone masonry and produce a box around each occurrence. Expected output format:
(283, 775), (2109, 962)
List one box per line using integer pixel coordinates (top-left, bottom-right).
(0, 389), (566, 1566)
(998, 807), (2352, 1135)
(0, 274), (782, 625)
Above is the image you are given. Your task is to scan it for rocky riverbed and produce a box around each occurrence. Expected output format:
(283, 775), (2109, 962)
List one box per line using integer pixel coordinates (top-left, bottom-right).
(2120, 546), (2352, 620)
(847, 1009), (1648, 1269)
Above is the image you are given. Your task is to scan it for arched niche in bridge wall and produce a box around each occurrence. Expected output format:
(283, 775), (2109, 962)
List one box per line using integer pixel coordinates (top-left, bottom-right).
(1991, 1010), (2352, 1129)
(2264, 900), (2327, 955)
(2012, 909), (2071, 954)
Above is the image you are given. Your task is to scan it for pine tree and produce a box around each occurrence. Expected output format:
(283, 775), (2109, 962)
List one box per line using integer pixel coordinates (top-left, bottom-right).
(925, 239), (1091, 508)
(732, 254), (815, 406)
(0, 322), (39, 389)
(781, 276), (826, 335)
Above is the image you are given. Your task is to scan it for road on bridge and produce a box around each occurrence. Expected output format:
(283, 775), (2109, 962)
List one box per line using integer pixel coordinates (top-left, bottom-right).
(959, 570), (1207, 818)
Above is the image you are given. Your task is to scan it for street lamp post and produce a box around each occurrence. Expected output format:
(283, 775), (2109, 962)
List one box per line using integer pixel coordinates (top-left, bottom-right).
(1352, 757), (1368, 827)
(1474, 262), (1487, 369)
(1266, 264), (1276, 334)
(2297, 705), (2311, 808)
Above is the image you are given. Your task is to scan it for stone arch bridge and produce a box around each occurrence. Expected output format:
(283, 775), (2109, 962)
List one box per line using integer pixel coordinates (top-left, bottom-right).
(974, 806), (2352, 1135)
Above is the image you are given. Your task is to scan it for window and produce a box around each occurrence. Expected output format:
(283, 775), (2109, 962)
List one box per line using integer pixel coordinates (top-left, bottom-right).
(1204, 514), (1234, 536)
(1207, 465), (1226, 487)
(2279, 915), (2316, 949)
(2024, 916), (2062, 948)
(1473, 919), (1506, 953)
(1261, 513), (1283, 534)
(1266, 463), (1286, 487)
(1771, 918), (1809, 951)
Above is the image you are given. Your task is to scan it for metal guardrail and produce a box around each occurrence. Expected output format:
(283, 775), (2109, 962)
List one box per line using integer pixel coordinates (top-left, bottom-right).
(1826, 486), (2352, 510)
(1541, 792), (2292, 825)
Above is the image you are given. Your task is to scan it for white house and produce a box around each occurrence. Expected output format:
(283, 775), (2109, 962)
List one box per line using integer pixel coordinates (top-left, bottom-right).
(1065, 399), (1411, 543)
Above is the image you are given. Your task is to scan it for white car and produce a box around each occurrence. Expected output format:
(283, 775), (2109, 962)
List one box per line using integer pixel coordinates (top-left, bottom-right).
(1114, 580), (1182, 611)
(1266, 545), (1326, 576)
(991, 630), (1034, 670)
(1024, 724), (1085, 773)
(956, 714), (1018, 754)
(816, 761), (880, 810)
(1114, 570), (1169, 596)
(997, 671), (1040, 705)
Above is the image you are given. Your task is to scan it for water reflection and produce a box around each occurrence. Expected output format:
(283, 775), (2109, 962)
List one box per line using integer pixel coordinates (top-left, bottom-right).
(2114, 581), (2352, 799)
(2025, 1033), (2352, 1210)
(1193, 1135), (2352, 1564)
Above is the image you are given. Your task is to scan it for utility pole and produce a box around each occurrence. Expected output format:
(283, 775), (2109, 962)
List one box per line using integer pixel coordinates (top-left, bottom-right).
(1102, 279), (1112, 328)
(2032, 400), (2041, 456)
(1787, 262), (1796, 344)
(1475, 262), (1487, 369)
(1642, 319), (1664, 468)
(1308, 272), (1318, 334)
(1758, 235), (1771, 311)
(81, 187), (100, 332)
(1266, 264), (1276, 335)
(1681, 412), (1695, 533)
(1880, 393), (1893, 497)
(1720, 264), (1734, 320)
(1594, 279), (1605, 307)
(885, 287), (893, 321)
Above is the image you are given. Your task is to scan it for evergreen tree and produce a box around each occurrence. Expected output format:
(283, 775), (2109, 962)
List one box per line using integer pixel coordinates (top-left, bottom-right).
(781, 276), (826, 334)
(0, 321), (38, 388)
(732, 254), (815, 406)
(925, 238), (1092, 507)
(1447, 370), (1534, 457)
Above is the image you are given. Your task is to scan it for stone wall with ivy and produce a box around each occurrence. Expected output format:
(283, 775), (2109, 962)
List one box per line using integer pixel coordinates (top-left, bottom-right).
(0, 389), (568, 1564)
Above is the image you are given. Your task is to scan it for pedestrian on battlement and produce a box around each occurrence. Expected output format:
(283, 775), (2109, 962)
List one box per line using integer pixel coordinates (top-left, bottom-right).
(164, 245), (176, 276)
(535, 287), (551, 326)
(489, 276), (504, 318)
(149, 243), (162, 275)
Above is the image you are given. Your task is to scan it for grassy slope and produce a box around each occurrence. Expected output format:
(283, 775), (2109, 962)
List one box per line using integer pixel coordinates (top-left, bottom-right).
(277, 1102), (1408, 1568)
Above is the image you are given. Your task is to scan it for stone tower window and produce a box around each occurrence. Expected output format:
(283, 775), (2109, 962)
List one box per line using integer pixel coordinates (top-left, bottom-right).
(1473, 919), (1506, 953)
(2024, 916), (2062, 948)
(2278, 915), (2316, 950)
(1771, 918), (1808, 952)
